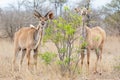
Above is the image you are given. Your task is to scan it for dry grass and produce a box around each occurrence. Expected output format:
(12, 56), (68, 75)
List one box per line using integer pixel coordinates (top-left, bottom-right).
(0, 36), (120, 80)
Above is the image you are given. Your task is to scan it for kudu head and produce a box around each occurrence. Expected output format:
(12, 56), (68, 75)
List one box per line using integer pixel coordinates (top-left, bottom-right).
(34, 10), (54, 30)
(75, 7), (88, 16)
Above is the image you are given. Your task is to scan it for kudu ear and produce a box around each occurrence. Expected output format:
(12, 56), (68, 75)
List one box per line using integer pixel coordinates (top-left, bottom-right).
(74, 8), (80, 13)
(45, 11), (54, 19)
(34, 10), (42, 19)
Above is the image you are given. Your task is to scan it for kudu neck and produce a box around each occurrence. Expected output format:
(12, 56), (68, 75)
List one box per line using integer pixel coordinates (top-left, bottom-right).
(34, 24), (44, 50)
(36, 24), (44, 32)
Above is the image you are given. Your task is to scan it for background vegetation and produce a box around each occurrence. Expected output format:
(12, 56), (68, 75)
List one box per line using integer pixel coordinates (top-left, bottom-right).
(0, 0), (120, 39)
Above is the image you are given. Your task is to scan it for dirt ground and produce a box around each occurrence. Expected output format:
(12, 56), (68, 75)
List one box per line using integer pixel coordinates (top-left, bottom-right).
(0, 36), (120, 80)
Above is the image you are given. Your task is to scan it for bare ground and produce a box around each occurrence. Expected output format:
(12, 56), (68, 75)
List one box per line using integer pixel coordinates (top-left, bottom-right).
(0, 36), (120, 80)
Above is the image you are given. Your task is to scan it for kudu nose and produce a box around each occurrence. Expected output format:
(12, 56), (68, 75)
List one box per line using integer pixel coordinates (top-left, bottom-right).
(41, 22), (45, 25)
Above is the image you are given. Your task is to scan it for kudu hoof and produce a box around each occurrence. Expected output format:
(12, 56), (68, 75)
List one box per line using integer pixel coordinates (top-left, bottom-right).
(93, 71), (98, 74)
(93, 71), (102, 75)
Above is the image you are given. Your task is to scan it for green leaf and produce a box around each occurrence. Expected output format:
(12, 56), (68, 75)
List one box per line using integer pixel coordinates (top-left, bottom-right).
(81, 41), (88, 49)
(40, 52), (56, 64)
(58, 48), (67, 53)
(64, 6), (70, 11)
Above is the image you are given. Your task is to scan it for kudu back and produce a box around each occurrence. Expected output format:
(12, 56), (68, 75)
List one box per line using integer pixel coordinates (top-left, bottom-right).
(12, 10), (53, 71)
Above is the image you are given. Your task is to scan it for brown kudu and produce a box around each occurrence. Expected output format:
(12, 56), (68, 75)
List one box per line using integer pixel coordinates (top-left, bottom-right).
(12, 10), (53, 71)
(82, 26), (106, 75)
(75, 8), (106, 75)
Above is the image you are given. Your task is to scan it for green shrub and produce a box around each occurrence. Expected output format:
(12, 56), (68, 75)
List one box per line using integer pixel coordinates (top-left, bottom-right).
(81, 41), (88, 49)
(40, 52), (56, 64)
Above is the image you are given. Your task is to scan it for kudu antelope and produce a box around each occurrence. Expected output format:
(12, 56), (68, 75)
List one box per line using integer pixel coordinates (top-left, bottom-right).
(83, 26), (106, 74)
(12, 10), (54, 71)
(75, 8), (106, 74)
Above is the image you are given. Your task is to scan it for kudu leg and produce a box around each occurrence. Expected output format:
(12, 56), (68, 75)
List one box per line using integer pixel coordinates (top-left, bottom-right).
(80, 49), (85, 72)
(99, 47), (103, 75)
(19, 49), (26, 71)
(87, 48), (90, 75)
(26, 49), (31, 70)
(33, 48), (38, 72)
(94, 48), (100, 74)
(12, 47), (20, 71)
